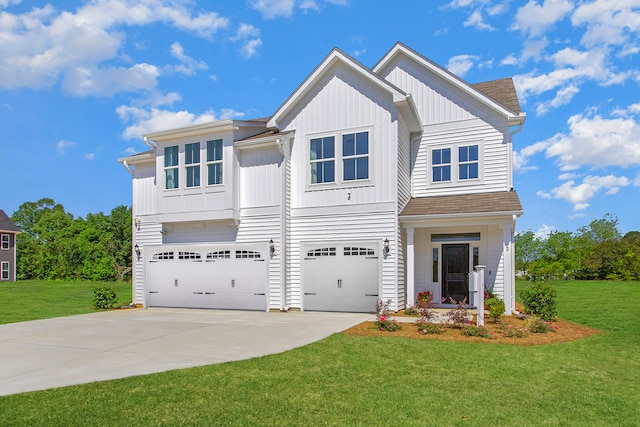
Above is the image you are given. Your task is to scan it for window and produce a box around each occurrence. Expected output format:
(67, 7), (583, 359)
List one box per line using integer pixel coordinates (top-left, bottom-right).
(1, 262), (9, 280)
(179, 251), (201, 260)
(310, 136), (335, 184)
(343, 132), (369, 181)
(344, 247), (375, 256)
(164, 146), (179, 189)
(152, 252), (174, 260)
(1, 234), (9, 250)
(236, 250), (261, 259)
(432, 148), (451, 182)
(307, 247), (336, 257)
(207, 250), (230, 259)
(207, 139), (223, 185)
(459, 145), (479, 180)
(185, 142), (200, 188)
(432, 248), (438, 282)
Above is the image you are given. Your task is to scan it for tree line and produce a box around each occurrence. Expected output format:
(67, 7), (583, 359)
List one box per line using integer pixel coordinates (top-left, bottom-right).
(516, 214), (640, 281)
(11, 198), (132, 281)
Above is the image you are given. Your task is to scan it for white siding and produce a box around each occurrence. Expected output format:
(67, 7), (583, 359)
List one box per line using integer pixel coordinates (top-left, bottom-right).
(133, 221), (163, 305)
(412, 118), (509, 197)
(239, 147), (283, 209)
(486, 225), (505, 298)
(132, 162), (157, 216)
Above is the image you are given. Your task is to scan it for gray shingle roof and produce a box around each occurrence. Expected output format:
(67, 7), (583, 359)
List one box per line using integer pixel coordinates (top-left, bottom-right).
(472, 78), (521, 114)
(400, 191), (523, 217)
(0, 210), (20, 233)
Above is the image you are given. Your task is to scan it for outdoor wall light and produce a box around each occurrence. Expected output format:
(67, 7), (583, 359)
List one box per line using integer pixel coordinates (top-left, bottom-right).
(269, 239), (275, 256)
(134, 244), (141, 260)
(383, 238), (390, 255)
(134, 217), (141, 230)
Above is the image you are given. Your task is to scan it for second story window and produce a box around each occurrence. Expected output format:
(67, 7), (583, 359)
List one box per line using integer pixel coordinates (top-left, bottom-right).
(164, 145), (179, 189)
(310, 136), (335, 184)
(185, 142), (201, 188)
(1, 234), (9, 250)
(343, 132), (369, 181)
(432, 148), (451, 182)
(459, 145), (479, 180)
(207, 139), (223, 185)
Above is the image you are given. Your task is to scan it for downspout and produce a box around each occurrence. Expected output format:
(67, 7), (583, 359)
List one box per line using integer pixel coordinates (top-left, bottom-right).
(507, 114), (526, 191)
(143, 136), (156, 150)
(122, 160), (134, 176)
(276, 137), (289, 311)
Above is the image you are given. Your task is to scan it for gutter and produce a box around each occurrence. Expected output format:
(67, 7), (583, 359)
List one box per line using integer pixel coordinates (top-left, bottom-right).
(122, 160), (134, 176)
(275, 136), (291, 312)
(143, 137), (156, 150)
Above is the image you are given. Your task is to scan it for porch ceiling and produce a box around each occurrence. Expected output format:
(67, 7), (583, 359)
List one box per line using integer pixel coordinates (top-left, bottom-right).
(399, 190), (523, 218)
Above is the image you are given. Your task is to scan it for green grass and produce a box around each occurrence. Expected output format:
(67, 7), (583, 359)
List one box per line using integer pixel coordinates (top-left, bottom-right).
(0, 280), (638, 426)
(0, 280), (132, 324)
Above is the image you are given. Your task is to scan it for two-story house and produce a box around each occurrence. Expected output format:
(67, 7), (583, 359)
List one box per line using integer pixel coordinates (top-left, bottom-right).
(0, 210), (20, 282)
(119, 42), (525, 313)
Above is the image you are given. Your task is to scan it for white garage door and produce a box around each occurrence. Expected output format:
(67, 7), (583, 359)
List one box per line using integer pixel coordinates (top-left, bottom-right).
(145, 244), (267, 311)
(303, 243), (379, 313)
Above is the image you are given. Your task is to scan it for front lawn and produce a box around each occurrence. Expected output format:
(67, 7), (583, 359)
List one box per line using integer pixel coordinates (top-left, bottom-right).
(0, 280), (132, 324)
(0, 280), (638, 426)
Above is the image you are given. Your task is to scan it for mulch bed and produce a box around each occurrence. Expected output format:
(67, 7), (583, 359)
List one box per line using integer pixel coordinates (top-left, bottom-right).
(342, 315), (602, 346)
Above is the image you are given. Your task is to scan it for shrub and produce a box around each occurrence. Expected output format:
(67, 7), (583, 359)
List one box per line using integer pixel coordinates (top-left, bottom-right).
(415, 318), (444, 335)
(519, 282), (557, 321)
(374, 299), (402, 332)
(446, 297), (471, 327)
(92, 287), (117, 310)
(525, 317), (559, 334)
(486, 297), (506, 323)
(461, 324), (494, 339)
(500, 324), (528, 338)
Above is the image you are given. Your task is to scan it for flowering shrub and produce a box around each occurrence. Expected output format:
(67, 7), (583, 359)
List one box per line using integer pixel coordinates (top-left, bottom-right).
(525, 317), (559, 334)
(446, 297), (471, 327)
(416, 320), (444, 335)
(374, 299), (402, 332)
(417, 291), (433, 302)
(500, 324), (528, 338)
(461, 323), (494, 339)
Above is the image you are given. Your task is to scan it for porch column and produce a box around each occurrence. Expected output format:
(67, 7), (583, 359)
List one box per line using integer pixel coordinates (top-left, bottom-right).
(406, 226), (415, 307)
(502, 220), (515, 314)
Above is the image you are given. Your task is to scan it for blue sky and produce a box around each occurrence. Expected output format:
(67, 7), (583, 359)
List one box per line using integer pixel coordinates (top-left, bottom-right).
(1, 0), (639, 237)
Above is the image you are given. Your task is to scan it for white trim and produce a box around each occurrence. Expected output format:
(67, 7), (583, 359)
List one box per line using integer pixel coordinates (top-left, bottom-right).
(1, 261), (9, 280)
(1, 234), (9, 250)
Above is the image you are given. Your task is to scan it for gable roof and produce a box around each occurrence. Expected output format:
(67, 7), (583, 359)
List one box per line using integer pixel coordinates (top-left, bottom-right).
(0, 210), (20, 233)
(373, 42), (525, 125)
(267, 47), (422, 134)
(472, 78), (521, 114)
(400, 191), (523, 219)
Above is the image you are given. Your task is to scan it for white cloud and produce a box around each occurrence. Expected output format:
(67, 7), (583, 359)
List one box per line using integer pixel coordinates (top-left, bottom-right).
(56, 140), (76, 154)
(535, 223), (556, 239)
(512, 0), (573, 37)
(231, 23), (262, 59)
(168, 42), (208, 76)
(239, 39), (263, 59)
(249, 0), (296, 19)
(572, 1), (640, 49)
(85, 153), (95, 160)
(0, 0), (21, 7)
(464, 9), (496, 31)
(116, 105), (245, 140)
(513, 140), (552, 172)
(0, 1), (228, 93)
(124, 147), (137, 155)
(538, 175), (631, 210)
(535, 84), (579, 116)
(447, 54), (479, 77)
(62, 63), (160, 97)
(500, 54), (518, 66)
(352, 48), (366, 58)
(234, 23), (261, 39)
(544, 113), (640, 169)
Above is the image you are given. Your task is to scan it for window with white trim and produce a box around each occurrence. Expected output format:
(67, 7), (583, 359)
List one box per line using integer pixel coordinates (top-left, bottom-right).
(342, 132), (369, 181)
(1, 234), (9, 250)
(310, 136), (335, 184)
(207, 139), (223, 185)
(432, 148), (451, 182)
(459, 145), (479, 180)
(164, 146), (179, 189)
(185, 142), (201, 188)
(1, 261), (9, 280)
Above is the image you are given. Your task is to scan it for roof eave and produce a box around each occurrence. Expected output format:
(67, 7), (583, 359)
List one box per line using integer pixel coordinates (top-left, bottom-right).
(399, 210), (523, 224)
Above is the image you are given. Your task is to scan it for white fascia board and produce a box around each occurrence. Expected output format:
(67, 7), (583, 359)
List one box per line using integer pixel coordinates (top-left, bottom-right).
(143, 119), (267, 143)
(374, 42), (521, 121)
(117, 150), (156, 165)
(399, 210), (524, 227)
(268, 48), (407, 130)
(396, 94), (422, 135)
(234, 131), (294, 150)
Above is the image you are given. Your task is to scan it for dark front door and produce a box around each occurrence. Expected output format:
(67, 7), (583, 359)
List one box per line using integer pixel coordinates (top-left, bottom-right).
(442, 244), (469, 304)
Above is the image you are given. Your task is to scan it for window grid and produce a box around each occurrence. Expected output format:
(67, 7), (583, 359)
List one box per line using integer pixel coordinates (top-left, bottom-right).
(344, 247), (375, 256)
(152, 252), (174, 260)
(1, 261), (8, 280)
(307, 247), (336, 257)
(1, 234), (9, 250)
(342, 132), (369, 181)
(185, 142), (201, 188)
(235, 250), (261, 259)
(178, 251), (201, 260)
(207, 139), (223, 185)
(459, 145), (479, 180)
(310, 136), (335, 184)
(432, 148), (451, 182)
(207, 250), (230, 259)
(164, 146), (179, 189)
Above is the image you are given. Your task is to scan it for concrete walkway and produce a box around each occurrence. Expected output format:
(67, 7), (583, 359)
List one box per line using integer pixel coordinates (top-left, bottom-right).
(0, 308), (372, 396)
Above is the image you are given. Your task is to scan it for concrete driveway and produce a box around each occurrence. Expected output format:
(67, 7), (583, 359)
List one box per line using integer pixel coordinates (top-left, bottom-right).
(0, 308), (372, 396)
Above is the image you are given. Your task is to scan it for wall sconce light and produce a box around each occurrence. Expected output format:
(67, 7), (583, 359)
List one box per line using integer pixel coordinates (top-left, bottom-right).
(134, 217), (141, 230)
(134, 244), (141, 260)
(383, 238), (390, 255)
(269, 239), (275, 256)
(160, 228), (167, 235)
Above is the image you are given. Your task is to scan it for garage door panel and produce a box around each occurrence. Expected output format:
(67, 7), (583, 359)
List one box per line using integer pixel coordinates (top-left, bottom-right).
(146, 245), (267, 311)
(303, 244), (379, 313)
